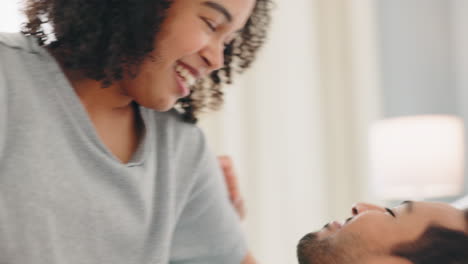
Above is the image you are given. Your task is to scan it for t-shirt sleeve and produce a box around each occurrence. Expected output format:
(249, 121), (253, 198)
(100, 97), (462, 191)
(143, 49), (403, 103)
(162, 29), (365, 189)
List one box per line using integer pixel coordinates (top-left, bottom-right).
(169, 128), (248, 264)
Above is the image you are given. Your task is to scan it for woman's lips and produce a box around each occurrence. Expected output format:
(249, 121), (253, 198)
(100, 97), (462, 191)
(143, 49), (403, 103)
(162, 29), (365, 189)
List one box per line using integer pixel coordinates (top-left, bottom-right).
(177, 60), (200, 79)
(174, 71), (190, 97)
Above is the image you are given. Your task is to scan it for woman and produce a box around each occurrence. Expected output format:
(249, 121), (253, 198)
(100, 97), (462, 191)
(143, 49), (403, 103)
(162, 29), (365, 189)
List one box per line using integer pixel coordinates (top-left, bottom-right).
(0, 0), (271, 263)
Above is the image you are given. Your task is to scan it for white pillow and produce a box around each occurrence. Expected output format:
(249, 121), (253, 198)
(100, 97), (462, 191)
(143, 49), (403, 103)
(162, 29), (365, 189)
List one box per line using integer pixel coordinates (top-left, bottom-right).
(452, 195), (468, 209)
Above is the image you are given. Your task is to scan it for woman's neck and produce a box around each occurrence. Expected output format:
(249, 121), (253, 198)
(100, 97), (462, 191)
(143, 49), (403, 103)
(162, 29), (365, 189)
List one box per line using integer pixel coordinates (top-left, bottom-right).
(49, 48), (135, 116)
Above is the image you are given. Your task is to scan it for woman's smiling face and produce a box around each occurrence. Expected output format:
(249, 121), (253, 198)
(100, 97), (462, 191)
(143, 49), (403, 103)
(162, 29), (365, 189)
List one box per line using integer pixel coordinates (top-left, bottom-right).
(121, 0), (256, 111)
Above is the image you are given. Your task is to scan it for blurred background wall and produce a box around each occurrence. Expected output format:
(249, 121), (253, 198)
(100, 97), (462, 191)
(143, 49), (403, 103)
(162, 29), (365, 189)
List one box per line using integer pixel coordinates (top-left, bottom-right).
(376, 0), (468, 197)
(1, 0), (467, 264)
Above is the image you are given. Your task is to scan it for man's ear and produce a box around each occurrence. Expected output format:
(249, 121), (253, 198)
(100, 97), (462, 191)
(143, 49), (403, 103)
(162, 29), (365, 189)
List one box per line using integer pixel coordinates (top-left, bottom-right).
(364, 255), (413, 264)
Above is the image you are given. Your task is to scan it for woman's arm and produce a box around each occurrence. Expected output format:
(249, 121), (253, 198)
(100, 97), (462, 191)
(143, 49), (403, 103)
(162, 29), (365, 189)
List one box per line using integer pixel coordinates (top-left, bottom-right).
(218, 156), (246, 220)
(219, 157), (258, 264)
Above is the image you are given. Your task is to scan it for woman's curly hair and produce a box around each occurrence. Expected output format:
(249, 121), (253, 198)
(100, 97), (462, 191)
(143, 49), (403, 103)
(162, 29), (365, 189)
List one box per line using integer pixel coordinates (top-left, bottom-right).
(21, 0), (273, 123)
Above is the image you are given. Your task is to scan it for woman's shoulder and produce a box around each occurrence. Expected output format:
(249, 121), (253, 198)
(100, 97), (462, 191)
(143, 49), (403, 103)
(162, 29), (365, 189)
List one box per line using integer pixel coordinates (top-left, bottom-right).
(0, 32), (38, 54)
(0, 32), (43, 76)
(145, 107), (206, 145)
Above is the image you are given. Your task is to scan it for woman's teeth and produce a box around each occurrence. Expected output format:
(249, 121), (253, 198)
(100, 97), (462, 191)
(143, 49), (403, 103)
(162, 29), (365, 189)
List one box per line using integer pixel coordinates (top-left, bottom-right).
(175, 64), (196, 87)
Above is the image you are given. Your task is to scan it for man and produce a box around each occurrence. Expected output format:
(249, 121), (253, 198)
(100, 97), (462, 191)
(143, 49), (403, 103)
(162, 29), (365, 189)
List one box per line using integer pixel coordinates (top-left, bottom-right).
(297, 201), (468, 264)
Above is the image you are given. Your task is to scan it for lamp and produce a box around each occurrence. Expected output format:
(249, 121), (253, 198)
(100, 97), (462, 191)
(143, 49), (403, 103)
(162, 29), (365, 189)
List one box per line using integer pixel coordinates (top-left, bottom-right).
(369, 115), (465, 200)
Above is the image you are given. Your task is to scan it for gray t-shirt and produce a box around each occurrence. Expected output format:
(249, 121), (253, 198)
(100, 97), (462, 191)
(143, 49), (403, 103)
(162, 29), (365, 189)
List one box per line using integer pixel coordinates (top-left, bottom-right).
(0, 33), (247, 264)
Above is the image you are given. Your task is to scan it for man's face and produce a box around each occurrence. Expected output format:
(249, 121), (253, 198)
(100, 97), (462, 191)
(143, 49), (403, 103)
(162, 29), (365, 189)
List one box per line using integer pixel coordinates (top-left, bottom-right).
(298, 201), (468, 263)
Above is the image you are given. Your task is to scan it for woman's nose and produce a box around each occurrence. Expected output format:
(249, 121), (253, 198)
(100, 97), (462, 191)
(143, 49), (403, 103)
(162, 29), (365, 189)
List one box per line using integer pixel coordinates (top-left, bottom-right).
(200, 42), (225, 72)
(351, 203), (387, 216)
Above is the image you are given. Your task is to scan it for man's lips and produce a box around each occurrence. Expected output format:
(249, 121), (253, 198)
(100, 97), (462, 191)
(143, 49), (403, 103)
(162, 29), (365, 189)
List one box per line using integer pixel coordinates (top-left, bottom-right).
(330, 221), (343, 229)
(317, 220), (343, 240)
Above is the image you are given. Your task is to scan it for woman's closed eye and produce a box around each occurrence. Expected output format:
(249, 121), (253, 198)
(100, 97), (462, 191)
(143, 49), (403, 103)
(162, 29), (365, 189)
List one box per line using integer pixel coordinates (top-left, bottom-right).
(201, 17), (218, 32)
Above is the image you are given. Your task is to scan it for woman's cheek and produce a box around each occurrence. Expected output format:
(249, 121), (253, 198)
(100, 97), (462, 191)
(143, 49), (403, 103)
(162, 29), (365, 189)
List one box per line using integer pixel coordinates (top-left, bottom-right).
(179, 32), (209, 55)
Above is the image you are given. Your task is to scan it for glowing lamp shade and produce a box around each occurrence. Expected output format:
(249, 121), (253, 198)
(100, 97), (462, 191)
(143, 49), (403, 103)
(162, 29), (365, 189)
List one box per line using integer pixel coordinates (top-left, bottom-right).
(369, 115), (465, 200)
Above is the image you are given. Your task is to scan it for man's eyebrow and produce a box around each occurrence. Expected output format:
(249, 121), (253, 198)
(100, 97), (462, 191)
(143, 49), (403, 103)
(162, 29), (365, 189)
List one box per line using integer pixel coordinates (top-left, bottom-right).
(202, 1), (233, 23)
(400, 200), (414, 213)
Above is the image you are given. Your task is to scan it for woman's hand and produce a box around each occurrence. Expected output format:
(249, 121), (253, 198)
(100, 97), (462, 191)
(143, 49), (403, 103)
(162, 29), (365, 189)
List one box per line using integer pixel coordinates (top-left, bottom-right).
(218, 155), (246, 220)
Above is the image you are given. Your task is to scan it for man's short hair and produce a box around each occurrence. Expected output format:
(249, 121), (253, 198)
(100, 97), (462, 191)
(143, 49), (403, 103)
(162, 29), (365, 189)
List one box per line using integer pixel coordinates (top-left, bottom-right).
(391, 210), (468, 264)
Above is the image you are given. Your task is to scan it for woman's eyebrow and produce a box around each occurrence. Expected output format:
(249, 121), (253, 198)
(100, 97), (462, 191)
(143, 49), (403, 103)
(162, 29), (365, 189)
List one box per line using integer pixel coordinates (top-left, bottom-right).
(202, 1), (232, 23)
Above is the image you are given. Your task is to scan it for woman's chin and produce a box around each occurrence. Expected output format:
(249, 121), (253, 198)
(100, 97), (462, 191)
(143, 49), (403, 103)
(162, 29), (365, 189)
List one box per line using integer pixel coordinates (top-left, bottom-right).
(136, 96), (178, 112)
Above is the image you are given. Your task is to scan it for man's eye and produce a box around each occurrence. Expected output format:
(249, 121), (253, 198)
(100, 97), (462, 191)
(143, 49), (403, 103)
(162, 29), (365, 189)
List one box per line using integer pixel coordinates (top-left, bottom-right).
(201, 17), (217, 32)
(385, 208), (396, 217)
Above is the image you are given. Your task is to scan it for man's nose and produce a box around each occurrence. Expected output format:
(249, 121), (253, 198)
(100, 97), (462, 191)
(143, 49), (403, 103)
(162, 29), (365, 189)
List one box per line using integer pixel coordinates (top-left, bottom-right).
(351, 203), (386, 216)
